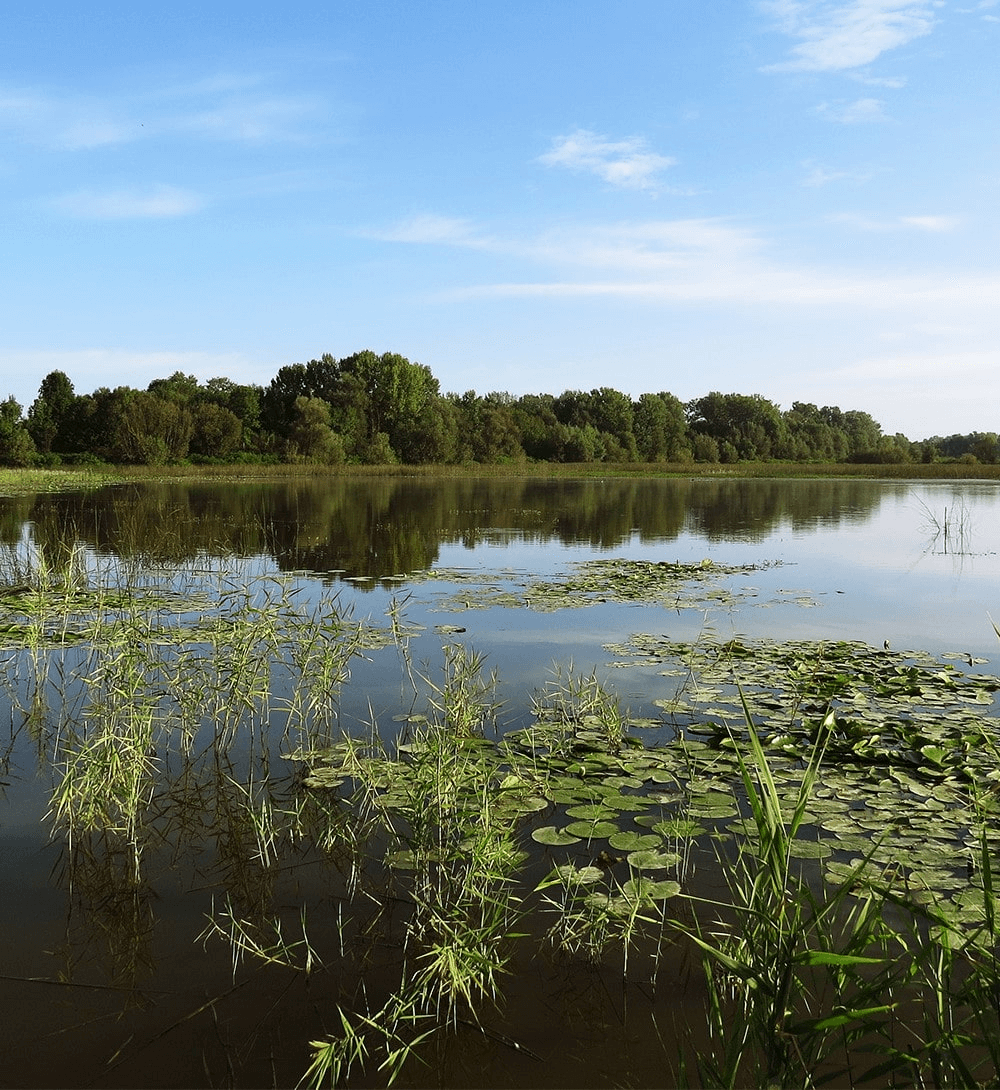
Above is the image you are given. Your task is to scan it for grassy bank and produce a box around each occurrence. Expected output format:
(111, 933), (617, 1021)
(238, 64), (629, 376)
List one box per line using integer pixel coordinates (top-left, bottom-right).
(2, 459), (1000, 494)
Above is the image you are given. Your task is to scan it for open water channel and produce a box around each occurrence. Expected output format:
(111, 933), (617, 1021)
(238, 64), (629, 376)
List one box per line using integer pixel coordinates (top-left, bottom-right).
(0, 475), (998, 1088)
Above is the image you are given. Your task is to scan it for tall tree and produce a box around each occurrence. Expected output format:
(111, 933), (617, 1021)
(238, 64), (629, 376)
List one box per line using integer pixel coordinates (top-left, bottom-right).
(27, 370), (75, 454)
(687, 392), (786, 461)
(103, 388), (193, 464)
(0, 397), (36, 466)
(286, 396), (345, 464)
(633, 392), (689, 461)
(190, 402), (244, 459)
(338, 350), (440, 457)
(147, 371), (202, 405)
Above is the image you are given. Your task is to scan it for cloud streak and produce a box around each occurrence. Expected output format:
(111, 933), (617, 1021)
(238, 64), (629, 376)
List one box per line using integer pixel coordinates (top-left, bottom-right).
(381, 212), (996, 314)
(816, 96), (889, 123)
(53, 184), (205, 218)
(827, 211), (960, 231)
(538, 129), (676, 191)
(761, 1), (937, 72)
(0, 74), (322, 150)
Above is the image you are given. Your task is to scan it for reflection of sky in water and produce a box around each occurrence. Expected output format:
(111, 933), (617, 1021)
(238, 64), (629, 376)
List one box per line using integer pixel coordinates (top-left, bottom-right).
(415, 482), (999, 662)
(324, 481), (1000, 741)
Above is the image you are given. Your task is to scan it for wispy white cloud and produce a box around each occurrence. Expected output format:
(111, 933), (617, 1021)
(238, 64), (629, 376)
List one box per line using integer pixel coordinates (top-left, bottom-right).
(163, 92), (322, 143)
(849, 71), (908, 87)
(367, 214), (483, 245)
(0, 74), (322, 150)
(380, 213), (996, 314)
(828, 211), (960, 230)
(802, 160), (874, 185)
(899, 214), (961, 231)
(53, 184), (205, 218)
(761, 0), (937, 72)
(538, 129), (677, 192)
(816, 96), (888, 122)
(0, 91), (135, 148)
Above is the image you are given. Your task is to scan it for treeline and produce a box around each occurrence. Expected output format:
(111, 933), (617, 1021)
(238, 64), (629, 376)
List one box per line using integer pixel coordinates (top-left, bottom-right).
(0, 349), (985, 468)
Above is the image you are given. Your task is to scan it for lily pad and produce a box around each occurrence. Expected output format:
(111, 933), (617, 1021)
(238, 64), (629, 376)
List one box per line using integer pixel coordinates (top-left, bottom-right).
(627, 849), (681, 870)
(622, 878), (681, 902)
(532, 825), (581, 846)
(609, 831), (662, 852)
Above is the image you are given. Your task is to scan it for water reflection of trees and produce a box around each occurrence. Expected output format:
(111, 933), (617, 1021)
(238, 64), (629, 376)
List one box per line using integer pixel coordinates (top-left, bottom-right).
(0, 477), (888, 582)
(684, 478), (897, 542)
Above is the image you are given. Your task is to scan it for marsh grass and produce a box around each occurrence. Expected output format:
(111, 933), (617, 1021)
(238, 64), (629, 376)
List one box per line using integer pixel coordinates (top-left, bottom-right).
(531, 662), (630, 754)
(296, 643), (534, 1087)
(669, 703), (907, 1088)
(916, 494), (976, 557)
(33, 461), (1000, 485)
(4, 552), (383, 900)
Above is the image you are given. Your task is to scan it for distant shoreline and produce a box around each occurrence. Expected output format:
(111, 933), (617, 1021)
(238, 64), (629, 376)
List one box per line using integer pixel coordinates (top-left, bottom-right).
(3, 460), (1000, 495)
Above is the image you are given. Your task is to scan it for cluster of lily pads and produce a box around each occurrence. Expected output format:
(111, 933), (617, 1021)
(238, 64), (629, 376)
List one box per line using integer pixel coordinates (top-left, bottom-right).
(298, 627), (1000, 939)
(408, 557), (785, 613)
(603, 632), (1000, 925)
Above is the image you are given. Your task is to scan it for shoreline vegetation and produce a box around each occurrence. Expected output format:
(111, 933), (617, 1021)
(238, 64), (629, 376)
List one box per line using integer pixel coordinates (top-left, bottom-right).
(1, 459), (1000, 498)
(2, 353), (998, 474)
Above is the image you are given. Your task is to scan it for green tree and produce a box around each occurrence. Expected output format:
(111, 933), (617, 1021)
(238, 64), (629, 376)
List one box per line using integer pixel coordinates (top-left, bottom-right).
(104, 389), (193, 464)
(782, 402), (848, 461)
(339, 350), (441, 457)
(687, 392), (786, 461)
(58, 392), (105, 457)
(553, 387), (637, 461)
(286, 396), (345, 464)
(840, 410), (883, 458)
(692, 432), (721, 463)
(0, 397), (36, 466)
(204, 378), (262, 436)
(27, 370), (75, 454)
(633, 392), (689, 461)
(513, 394), (563, 461)
(262, 363), (312, 438)
(971, 432), (999, 464)
(147, 371), (202, 405)
(454, 391), (523, 463)
(395, 395), (461, 464)
(190, 402), (244, 459)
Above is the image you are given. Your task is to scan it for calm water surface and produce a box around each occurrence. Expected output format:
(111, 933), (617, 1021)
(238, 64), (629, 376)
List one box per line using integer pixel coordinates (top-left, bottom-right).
(0, 476), (997, 1087)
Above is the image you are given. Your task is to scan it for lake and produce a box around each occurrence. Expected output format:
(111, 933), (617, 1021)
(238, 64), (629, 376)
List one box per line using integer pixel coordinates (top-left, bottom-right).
(1, 475), (998, 1088)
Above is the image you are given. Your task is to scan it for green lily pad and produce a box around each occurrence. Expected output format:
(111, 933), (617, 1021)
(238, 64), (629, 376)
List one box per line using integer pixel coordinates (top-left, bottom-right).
(564, 820), (620, 839)
(622, 878), (681, 902)
(627, 849), (681, 870)
(609, 831), (662, 852)
(532, 825), (581, 846)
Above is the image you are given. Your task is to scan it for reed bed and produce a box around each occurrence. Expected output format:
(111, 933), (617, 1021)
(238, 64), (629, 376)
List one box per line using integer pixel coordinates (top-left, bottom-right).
(4, 459), (1000, 497)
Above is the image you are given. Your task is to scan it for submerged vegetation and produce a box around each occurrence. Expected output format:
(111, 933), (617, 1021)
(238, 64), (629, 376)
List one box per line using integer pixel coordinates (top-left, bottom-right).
(2, 528), (1000, 1088)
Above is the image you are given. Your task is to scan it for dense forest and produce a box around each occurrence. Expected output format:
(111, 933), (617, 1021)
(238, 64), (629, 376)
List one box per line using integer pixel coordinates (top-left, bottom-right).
(0, 350), (994, 467)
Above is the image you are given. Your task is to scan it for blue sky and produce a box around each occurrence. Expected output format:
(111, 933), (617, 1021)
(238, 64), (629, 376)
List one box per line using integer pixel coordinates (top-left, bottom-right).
(2, 1), (997, 439)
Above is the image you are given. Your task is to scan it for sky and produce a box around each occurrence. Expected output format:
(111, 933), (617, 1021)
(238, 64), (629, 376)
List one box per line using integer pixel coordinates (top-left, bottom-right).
(1, 1), (997, 440)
